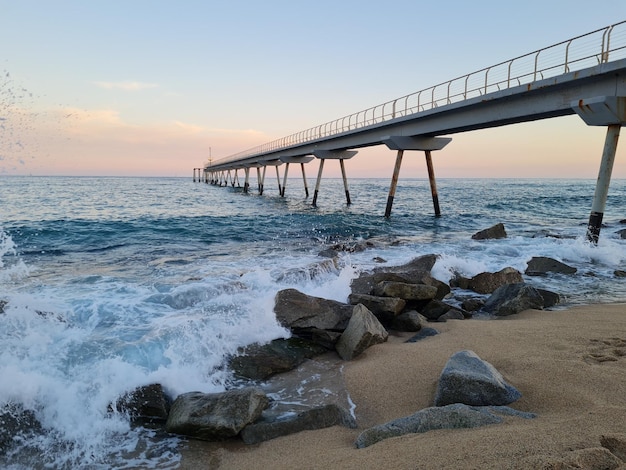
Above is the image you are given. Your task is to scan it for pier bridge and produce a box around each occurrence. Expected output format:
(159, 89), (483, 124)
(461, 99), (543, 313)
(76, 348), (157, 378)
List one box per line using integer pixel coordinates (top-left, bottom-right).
(195, 21), (626, 242)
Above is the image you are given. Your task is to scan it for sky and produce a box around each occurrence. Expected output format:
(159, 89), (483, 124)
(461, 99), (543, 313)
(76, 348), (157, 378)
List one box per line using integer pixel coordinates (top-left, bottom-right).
(1, 1), (626, 178)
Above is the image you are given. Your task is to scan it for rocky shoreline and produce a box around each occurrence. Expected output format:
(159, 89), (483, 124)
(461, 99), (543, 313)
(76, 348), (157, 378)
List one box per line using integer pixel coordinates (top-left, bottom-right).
(4, 223), (626, 468)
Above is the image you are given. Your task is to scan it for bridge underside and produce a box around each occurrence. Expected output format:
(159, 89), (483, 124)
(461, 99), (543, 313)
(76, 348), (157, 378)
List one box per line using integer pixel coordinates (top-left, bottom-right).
(200, 58), (626, 242)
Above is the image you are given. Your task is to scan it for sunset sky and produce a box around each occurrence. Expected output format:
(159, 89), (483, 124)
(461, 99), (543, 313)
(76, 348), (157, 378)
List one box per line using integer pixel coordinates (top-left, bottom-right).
(1, 1), (626, 178)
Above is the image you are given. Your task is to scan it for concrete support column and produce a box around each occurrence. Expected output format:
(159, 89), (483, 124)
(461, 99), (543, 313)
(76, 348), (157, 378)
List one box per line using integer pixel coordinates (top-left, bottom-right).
(312, 149), (357, 207)
(281, 163), (290, 197)
(587, 124), (621, 243)
(385, 150), (404, 218)
(244, 168), (250, 193)
(382, 136), (451, 218)
(424, 150), (441, 216)
(279, 156), (314, 198)
(312, 159), (325, 207)
(572, 96), (626, 243)
(301, 163), (310, 198)
(256, 167), (262, 193)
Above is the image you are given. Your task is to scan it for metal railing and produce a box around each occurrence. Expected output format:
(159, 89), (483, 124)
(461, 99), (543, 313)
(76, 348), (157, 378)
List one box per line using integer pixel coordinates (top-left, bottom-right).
(209, 20), (626, 168)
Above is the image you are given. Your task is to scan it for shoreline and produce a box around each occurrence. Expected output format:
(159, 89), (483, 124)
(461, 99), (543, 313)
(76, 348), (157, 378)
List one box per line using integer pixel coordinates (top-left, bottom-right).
(179, 303), (626, 469)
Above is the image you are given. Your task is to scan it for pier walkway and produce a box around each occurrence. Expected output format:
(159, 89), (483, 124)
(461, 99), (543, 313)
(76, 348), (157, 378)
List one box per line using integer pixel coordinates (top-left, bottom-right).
(195, 21), (626, 242)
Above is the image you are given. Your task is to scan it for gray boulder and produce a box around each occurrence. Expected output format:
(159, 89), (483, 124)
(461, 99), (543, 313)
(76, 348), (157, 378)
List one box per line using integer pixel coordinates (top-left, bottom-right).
(437, 310), (465, 322)
(335, 304), (388, 360)
(536, 288), (561, 308)
(468, 267), (524, 294)
(355, 403), (534, 448)
(347, 293), (406, 321)
(525, 256), (577, 276)
(350, 272), (414, 296)
(229, 338), (328, 381)
(112, 383), (171, 424)
(374, 254), (439, 275)
(240, 404), (356, 445)
(406, 327), (439, 343)
(373, 281), (437, 300)
(434, 350), (521, 407)
(471, 223), (507, 240)
(274, 288), (353, 331)
(391, 310), (424, 332)
(420, 300), (468, 321)
(483, 282), (544, 316)
(166, 388), (269, 440)
(0, 404), (42, 455)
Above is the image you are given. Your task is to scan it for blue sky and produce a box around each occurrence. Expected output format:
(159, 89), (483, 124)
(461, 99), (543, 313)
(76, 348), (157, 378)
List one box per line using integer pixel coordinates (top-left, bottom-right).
(1, 1), (626, 177)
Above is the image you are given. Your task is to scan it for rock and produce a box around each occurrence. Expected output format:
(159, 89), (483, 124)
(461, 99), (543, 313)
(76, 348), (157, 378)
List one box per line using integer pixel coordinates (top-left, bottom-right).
(165, 388), (269, 440)
(0, 300), (6, 314)
(537, 288), (561, 308)
(373, 256), (386, 263)
(347, 293), (406, 323)
(405, 327), (439, 342)
(240, 404), (356, 445)
(617, 228), (626, 239)
(274, 288), (353, 332)
(468, 267), (524, 294)
(391, 310), (424, 332)
(471, 223), (507, 240)
(601, 433), (626, 462)
(306, 328), (343, 349)
(355, 403), (533, 448)
(112, 383), (171, 424)
(437, 310), (465, 322)
(318, 248), (339, 258)
(434, 350), (521, 407)
(449, 273), (471, 289)
(229, 338), (328, 380)
(419, 300), (468, 321)
(0, 404), (42, 454)
(335, 304), (388, 360)
(461, 298), (485, 312)
(483, 282), (544, 316)
(374, 254), (439, 275)
(350, 272), (414, 296)
(373, 281), (438, 300)
(615, 270), (626, 278)
(525, 256), (577, 276)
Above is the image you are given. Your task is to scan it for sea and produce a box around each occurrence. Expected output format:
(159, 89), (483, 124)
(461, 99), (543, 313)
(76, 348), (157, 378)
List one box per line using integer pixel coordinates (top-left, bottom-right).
(1, 175), (626, 469)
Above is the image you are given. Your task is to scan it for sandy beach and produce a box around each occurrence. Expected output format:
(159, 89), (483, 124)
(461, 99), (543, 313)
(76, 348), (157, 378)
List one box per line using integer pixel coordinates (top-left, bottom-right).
(180, 304), (626, 469)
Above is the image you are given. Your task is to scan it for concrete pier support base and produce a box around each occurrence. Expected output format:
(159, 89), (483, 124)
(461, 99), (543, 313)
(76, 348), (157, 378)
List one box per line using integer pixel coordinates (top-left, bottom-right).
(573, 96), (626, 243)
(587, 124), (621, 243)
(382, 136), (451, 218)
(312, 150), (357, 206)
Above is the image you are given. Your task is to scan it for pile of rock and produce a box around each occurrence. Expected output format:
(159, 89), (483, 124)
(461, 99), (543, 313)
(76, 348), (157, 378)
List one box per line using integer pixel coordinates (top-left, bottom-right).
(0, 223), (587, 450)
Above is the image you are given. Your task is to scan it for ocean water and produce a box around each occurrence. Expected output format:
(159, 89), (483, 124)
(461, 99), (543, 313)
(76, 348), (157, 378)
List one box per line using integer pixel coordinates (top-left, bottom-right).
(1, 175), (626, 468)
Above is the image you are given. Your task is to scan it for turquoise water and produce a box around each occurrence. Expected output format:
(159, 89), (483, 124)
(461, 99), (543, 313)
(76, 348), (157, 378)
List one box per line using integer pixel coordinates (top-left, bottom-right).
(1, 176), (626, 468)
